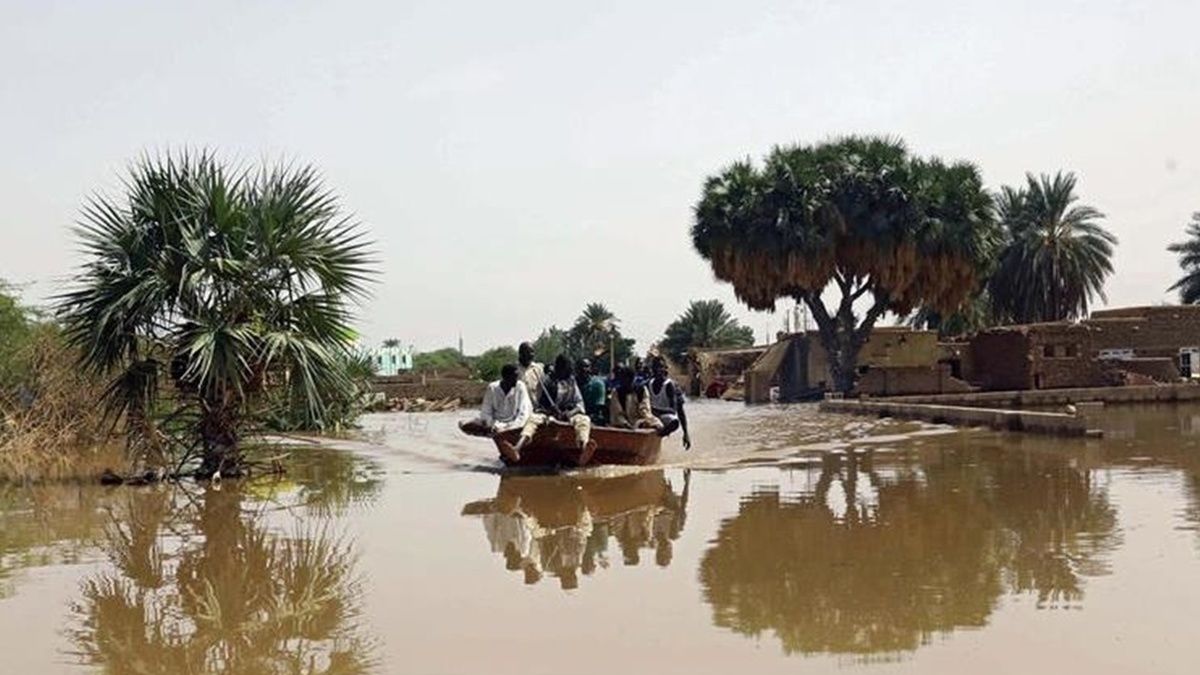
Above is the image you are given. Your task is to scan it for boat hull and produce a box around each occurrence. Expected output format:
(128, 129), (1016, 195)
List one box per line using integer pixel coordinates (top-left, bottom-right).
(465, 420), (662, 467)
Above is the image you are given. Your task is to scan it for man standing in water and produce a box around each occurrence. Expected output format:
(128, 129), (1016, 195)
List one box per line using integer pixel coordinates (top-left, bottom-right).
(459, 364), (532, 449)
(508, 354), (597, 465)
(516, 342), (544, 402)
(648, 356), (691, 449)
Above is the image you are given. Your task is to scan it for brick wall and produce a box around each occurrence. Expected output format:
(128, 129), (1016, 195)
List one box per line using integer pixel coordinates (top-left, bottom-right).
(1025, 323), (1106, 389)
(856, 364), (974, 396)
(370, 378), (487, 403)
(968, 330), (1032, 390)
(856, 328), (940, 368)
(1087, 306), (1200, 362)
(1100, 357), (1179, 383)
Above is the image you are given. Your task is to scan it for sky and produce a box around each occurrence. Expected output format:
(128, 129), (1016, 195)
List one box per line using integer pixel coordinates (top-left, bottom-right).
(2, 0), (1199, 353)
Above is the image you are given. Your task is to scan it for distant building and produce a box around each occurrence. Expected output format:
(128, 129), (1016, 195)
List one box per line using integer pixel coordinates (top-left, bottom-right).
(365, 343), (414, 376)
(745, 327), (972, 402)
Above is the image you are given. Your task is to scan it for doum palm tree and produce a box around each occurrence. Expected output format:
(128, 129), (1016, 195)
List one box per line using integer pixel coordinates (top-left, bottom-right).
(989, 172), (1116, 323)
(1167, 212), (1200, 304)
(692, 136), (999, 392)
(58, 151), (375, 478)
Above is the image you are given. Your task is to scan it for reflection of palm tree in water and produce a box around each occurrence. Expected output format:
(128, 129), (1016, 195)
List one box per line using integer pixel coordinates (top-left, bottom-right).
(466, 470), (690, 590)
(699, 450), (1117, 657)
(69, 484), (375, 674)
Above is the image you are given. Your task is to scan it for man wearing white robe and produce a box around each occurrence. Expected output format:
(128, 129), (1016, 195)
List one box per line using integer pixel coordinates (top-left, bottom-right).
(459, 363), (532, 436)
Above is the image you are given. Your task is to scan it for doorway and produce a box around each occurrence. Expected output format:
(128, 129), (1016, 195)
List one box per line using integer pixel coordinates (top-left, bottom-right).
(1180, 348), (1200, 378)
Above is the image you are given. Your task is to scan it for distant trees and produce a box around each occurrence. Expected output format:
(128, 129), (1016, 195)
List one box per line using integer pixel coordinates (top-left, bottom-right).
(660, 300), (755, 365)
(474, 346), (517, 382)
(1168, 212), (1200, 304)
(531, 326), (568, 364)
(412, 347), (471, 373)
(693, 136), (998, 392)
(988, 172), (1116, 323)
(0, 280), (38, 388)
(525, 303), (636, 374)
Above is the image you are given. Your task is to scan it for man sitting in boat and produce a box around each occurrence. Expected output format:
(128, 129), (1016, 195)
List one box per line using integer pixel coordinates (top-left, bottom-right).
(516, 342), (544, 399)
(458, 363), (532, 438)
(608, 365), (661, 431)
(574, 357), (608, 426)
(647, 356), (691, 449)
(508, 354), (597, 464)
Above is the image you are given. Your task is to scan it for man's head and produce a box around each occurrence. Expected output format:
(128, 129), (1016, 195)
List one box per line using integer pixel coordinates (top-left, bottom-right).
(499, 363), (519, 392)
(553, 354), (572, 379)
(518, 342), (535, 366)
(575, 358), (593, 382)
(651, 356), (668, 381)
(614, 364), (635, 390)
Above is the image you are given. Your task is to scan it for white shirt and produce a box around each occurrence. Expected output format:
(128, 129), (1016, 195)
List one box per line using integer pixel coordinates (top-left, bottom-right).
(480, 380), (533, 432)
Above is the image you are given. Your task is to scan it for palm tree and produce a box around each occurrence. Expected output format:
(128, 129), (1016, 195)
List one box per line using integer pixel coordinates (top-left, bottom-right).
(1167, 213), (1200, 304)
(660, 300), (755, 364)
(381, 338), (401, 348)
(692, 136), (998, 392)
(573, 303), (616, 354)
(989, 172), (1116, 323)
(57, 151), (375, 478)
(567, 303), (632, 373)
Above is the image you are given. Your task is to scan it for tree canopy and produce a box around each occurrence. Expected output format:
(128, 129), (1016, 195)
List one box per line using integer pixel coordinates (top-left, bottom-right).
(1168, 212), (1200, 304)
(660, 299), (755, 364)
(413, 347), (471, 373)
(57, 151), (375, 477)
(566, 302), (635, 373)
(692, 136), (998, 391)
(526, 304), (636, 374)
(474, 345), (518, 382)
(988, 172), (1116, 323)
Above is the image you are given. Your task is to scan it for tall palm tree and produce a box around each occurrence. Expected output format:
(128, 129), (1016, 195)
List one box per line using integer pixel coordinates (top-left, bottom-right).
(1167, 212), (1200, 304)
(57, 151), (375, 478)
(574, 302), (616, 351)
(989, 172), (1116, 323)
(567, 303), (632, 372)
(660, 300), (755, 364)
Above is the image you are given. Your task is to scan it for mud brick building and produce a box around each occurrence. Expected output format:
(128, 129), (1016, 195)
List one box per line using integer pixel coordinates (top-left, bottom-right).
(965, 323), (1102, 390)
(1086, 306), (1200, 377)
(745, 327), (973, 402)
(685, 345), (769, 398)
(957, 305), (1200, 392)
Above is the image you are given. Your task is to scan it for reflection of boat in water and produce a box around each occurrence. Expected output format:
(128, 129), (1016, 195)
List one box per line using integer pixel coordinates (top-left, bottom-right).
(461, 420), (662, 467)
(462, 470), (689, 589)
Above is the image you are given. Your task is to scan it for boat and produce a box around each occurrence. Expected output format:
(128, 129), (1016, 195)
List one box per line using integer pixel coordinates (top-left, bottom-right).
(461, 420), (662, 467)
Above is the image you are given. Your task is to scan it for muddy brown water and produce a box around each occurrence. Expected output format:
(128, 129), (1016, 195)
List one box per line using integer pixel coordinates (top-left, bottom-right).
(2, 401), (1200, 674)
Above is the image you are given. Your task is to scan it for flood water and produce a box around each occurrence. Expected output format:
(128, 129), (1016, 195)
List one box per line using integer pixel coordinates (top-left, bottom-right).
(3, 401), (1200, 673)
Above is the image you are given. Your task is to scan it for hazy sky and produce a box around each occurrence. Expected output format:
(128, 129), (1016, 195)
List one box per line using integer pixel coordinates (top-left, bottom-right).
(3, 0), (1199, 353)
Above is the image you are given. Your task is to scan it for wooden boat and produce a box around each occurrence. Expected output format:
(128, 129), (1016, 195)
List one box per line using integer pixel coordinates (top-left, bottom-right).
(462, 420), (662, 467)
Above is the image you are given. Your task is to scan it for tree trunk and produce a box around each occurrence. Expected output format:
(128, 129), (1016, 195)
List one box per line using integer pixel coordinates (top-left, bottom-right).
(799, 282), (889, 395)
(196, 404), (242, 479)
